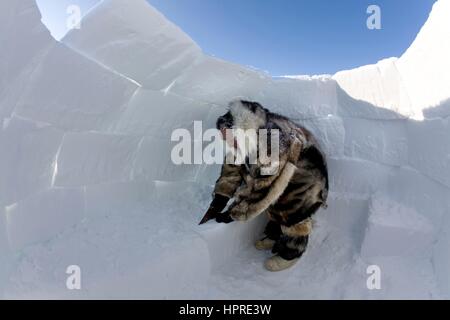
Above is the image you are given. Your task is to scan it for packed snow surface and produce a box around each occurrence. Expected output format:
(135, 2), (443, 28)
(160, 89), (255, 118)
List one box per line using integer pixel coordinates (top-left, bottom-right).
(0, 0), (449, 299)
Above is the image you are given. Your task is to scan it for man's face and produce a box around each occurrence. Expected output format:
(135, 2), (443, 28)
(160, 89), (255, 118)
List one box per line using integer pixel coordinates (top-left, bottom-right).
(217, 111), (237, 148)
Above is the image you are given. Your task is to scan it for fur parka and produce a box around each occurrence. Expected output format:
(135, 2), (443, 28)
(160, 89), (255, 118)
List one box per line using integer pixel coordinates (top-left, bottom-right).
(214, 100), (329, 235)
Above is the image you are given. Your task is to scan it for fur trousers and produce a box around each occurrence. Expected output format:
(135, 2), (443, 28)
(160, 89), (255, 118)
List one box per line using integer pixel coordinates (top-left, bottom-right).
(263, 218), (311, 261)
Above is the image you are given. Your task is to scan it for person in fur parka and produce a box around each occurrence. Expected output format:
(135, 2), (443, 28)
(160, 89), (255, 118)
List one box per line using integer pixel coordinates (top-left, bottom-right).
(199, 99), (329, 272)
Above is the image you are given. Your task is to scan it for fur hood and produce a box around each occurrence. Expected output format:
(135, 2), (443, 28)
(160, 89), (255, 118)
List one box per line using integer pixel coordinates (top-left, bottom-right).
(228, 99), (268, 130)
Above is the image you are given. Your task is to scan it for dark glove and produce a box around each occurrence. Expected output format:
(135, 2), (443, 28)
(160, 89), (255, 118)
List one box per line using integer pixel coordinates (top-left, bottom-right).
(215, 211), (234, 224)
(210, 194), (229, 212)
(198, 194), (230, 225)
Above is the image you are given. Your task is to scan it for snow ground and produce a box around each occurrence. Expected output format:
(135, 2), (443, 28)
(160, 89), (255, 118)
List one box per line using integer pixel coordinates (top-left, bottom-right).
(0, 0), (449, 299)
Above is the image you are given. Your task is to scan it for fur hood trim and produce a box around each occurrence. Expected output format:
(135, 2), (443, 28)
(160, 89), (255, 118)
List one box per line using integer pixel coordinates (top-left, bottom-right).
(229, 100), (267, 130)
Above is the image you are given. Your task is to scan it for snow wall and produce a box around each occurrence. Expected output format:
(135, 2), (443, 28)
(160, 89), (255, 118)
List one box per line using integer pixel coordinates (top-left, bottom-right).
(0, 0), (449, 299)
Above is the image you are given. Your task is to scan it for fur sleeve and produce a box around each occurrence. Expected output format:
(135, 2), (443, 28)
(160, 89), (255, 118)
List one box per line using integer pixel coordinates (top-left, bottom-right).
(230, 162), (297, 221)
(229, 135), (303, 222)
(213, 163), (243, 198)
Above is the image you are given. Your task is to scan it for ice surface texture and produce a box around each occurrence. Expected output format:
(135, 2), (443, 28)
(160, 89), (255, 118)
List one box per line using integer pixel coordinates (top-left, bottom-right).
(0, 0), (449, 299)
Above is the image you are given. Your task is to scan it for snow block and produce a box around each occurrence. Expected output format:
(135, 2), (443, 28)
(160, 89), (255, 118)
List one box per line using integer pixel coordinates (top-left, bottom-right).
(300, 115), (345, 157)
(154, 181), (209, 206)
(433, 192), (450, 297)
(152, 181), (214, 228)
(383, 167), (448, 228)
(132, 136), (202, 182)
(111, 88), (213, 137)
(194, 106), (230, 186)
(85, 180), (156, 218)
(358, 256), (439, 299)
(343, 118), (408, 166)
(0, 116), (64, 205)
(84, 236), (211, 299)
(0, 206), (12, 298)
(256, 77), (338, 120)
(63, 0), (201, 90)
(336, 84), (407, 120)
(5, 188), (85, 251)
(0, 0), (52, 74)
(198, 215), (267, 271)
(320, 196), (369, 249)
(407, 118), (450, 188)
(5, 233), (210, 299)
(334, 0), (450, 119)
(0, 207), (9, 255)
(170, 55), (270, 105)
(334, 58), (413, 118)
(196, 163), (222, 188)
(0, 0), (53, 121)
(54, 132), (141, 187)
(423, 98), (450, 119)
(327, 158), (393, 198)
(396, 0), (450, 116)
(361, 195), (435, 259)
(14, 43), (138, 131)
(202, 104), (230, 135)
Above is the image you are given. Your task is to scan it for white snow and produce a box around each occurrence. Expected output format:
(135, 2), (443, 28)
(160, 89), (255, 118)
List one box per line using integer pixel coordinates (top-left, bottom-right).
(361, 195), (435, 258)
(0, 0), (449, 299)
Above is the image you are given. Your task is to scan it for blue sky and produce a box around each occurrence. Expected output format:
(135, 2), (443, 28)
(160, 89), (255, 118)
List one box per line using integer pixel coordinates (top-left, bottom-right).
(36, 0), (436, 75)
